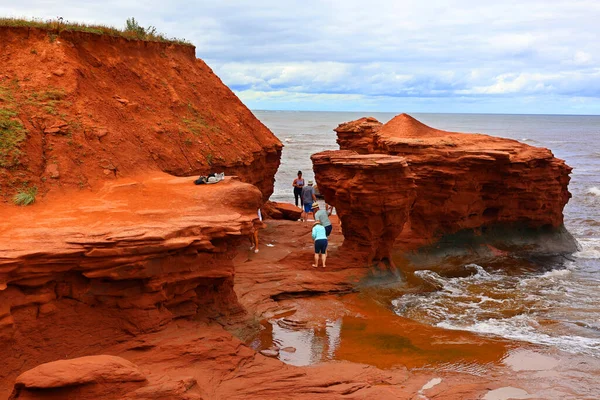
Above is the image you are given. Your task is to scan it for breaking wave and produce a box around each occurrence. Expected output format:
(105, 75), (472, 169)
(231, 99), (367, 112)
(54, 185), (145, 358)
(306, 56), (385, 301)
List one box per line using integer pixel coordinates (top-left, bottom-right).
(393, 262), (600, 356)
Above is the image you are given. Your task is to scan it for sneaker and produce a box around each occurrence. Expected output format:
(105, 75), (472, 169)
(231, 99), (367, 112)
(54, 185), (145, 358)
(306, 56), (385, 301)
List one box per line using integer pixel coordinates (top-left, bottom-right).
(250, 245), (255, 250)
(254, 249), (259, 253)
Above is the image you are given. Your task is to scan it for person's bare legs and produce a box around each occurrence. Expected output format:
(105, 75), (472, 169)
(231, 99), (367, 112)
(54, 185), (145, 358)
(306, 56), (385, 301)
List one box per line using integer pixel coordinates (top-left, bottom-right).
(313, 253), (319, 268)
(253, 230), (259, 253)
(321, 251), (327, 268)
(249, 232), (255, 250)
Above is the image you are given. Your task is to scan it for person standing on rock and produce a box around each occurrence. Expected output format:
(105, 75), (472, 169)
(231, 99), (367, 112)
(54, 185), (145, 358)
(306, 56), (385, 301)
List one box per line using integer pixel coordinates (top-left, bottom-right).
(312, 221), (328, 268)
(249, 208), (263, 253)
(312, 203), (332, 237)
(301, 181), (317, 222)
(292, 171), (305, 207)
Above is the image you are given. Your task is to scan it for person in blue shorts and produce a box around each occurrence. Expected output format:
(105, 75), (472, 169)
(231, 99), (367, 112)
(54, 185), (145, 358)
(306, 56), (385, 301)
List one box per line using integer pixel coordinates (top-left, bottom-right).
(312, 221), (328, 268)
(301, 180), (317, 222)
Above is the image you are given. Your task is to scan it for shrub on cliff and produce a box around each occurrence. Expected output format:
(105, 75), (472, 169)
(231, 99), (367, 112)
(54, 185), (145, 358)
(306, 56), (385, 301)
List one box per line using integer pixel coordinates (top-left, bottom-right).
(124, 17), (158, 40)
(13, 186), (37, 206)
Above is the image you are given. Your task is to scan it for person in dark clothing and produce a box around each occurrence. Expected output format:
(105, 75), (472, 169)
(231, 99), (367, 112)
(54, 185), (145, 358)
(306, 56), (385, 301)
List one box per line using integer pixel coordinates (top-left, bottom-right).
(292, 171), (305, 207)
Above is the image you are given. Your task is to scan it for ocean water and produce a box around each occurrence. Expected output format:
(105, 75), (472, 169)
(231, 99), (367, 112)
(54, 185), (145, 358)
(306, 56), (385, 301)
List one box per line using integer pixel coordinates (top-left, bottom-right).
(256, 111), (600, 360)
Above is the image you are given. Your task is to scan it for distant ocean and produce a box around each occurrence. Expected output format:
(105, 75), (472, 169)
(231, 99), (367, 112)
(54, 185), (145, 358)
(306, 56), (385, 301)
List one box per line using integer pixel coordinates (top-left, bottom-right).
(256, 110), (600, 358)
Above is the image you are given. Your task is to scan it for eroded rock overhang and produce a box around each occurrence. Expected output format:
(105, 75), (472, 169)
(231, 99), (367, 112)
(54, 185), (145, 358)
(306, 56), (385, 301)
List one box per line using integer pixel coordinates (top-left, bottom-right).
(312, 114), (577, 261)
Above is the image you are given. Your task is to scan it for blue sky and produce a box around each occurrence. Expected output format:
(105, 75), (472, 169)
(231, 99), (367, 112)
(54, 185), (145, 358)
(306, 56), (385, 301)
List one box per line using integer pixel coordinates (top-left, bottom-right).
(2, 0), (599, 114)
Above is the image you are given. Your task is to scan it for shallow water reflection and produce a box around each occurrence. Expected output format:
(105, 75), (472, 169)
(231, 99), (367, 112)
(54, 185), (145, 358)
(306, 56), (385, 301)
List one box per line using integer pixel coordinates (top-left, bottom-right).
(251, 317), (343, 366)
(250, 293), (508, 370)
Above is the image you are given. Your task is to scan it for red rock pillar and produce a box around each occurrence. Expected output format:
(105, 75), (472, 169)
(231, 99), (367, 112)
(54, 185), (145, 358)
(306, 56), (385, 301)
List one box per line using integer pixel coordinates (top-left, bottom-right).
(311, 150), (416, 263)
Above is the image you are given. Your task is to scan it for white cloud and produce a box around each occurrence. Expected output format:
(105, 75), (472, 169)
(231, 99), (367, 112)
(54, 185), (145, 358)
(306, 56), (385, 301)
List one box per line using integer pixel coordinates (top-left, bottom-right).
(2, 0), (600, 113)
(573, 51), (592, 65)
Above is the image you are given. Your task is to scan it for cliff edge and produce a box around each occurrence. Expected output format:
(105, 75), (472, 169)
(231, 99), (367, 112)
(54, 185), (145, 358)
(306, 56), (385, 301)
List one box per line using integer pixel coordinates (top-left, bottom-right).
(0, 26), (282, 201)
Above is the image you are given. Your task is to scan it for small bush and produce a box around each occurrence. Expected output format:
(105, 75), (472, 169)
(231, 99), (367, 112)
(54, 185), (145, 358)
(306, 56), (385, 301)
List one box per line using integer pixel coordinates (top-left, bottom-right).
(13, 186), (37, 206)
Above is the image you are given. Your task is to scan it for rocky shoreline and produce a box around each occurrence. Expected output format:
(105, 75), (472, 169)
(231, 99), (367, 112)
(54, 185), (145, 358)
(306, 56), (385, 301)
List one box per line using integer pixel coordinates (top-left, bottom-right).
(1, 215), (525, 399)
(0, 24), (584, 400)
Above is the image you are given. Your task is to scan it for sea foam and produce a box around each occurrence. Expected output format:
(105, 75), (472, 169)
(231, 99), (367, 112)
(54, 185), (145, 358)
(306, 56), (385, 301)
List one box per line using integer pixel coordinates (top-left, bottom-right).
(588, 187), (600, 196)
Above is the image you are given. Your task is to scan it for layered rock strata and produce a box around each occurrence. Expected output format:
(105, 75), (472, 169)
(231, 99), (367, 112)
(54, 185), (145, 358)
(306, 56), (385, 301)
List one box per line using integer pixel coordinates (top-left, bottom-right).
(312, 150), (417, 262)
(0, 26), (282, 200)
(312, 114), (575, 259)
(0, 173), (262, 389)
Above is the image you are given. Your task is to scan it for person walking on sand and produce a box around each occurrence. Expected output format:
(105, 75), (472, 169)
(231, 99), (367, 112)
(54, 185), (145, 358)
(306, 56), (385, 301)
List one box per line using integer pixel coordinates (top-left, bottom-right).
(249, 208), (263, 253)
(312, 202), (332, 237)
(301, 180), (316, 222)
(312, 221), (328, 268)
(292, 171), (305, 207)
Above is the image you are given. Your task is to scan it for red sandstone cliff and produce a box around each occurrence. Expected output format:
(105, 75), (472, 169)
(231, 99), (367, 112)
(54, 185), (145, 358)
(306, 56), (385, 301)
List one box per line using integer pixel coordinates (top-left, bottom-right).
(312, 114), (575, 260)
(0, 25), (281, 398)
(0, 26), (552, 400)
(0, 173), (261, 395)
(0, 26), (281, 200)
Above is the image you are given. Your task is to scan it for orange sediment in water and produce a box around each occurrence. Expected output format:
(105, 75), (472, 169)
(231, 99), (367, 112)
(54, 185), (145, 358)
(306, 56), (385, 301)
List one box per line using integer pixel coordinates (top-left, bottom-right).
(252, 293), (509, 370)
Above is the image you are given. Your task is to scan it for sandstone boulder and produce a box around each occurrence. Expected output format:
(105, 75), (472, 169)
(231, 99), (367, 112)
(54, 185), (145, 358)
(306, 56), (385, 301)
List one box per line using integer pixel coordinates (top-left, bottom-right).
(263, 201), (302, 220)
(14, 355), (146, 389)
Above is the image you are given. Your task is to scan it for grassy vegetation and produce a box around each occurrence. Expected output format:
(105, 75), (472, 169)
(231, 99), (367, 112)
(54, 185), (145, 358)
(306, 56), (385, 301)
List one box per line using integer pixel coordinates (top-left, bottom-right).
(182, 116), (211, 136)
(182, 103), (220, 136)
(0, 109), (27, 168)
(0, 17), (192, 46)
(26, 87), (68, 117)
(0, 84), (27, 168)
(40, 88), (66, 101)
(13, 186), (37, 206)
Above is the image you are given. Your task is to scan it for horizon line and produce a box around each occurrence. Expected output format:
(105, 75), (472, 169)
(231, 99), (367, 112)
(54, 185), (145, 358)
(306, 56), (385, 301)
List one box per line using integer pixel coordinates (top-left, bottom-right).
(251, 109), (600, 117)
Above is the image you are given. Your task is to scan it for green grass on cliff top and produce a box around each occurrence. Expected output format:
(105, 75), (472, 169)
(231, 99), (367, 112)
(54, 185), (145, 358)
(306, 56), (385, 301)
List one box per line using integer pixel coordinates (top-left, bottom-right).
(0, 17), (193, 46)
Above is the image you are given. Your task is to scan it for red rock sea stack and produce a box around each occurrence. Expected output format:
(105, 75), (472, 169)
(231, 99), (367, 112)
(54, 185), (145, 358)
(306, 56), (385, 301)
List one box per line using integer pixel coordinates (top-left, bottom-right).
(312, 114), (576, 262)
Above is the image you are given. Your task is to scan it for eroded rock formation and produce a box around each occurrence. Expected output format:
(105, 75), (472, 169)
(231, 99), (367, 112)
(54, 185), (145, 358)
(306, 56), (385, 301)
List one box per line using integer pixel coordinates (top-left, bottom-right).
(312, 114), (575, 260)
(262, 200), (302, 221)
(0, 26), (281, 200)
(0, 25), (539, 400)
(312, 150), (417, 262)
(0, 173), (262, 391)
